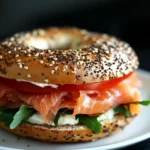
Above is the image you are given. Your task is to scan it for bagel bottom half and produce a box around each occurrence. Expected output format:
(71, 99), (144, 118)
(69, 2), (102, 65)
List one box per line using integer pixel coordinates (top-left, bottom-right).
(0, 114), (134, 142)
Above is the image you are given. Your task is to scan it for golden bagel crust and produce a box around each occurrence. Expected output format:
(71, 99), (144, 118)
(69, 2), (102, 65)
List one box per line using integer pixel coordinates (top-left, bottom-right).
(0, 115), (134, 142)
(0, 27), (139, 84)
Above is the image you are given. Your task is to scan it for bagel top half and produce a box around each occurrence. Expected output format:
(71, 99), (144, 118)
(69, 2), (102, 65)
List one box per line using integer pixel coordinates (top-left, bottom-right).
(0, 27), (139, 85)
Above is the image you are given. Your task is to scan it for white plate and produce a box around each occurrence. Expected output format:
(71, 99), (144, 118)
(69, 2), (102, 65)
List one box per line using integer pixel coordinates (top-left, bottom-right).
(0, 69), (150, 150)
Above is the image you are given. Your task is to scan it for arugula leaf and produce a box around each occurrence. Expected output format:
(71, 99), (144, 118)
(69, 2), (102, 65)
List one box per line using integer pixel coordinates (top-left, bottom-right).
(114, 100), (150, 117)
(77, 115), (101, 133)
(114, 105), (131, 117)
(54, 109), (101, 133)
(10, 105), (35, 129)
(54, 112), (60, 126)
(129, 100), (150, 106)
(0, 108), (17, 127)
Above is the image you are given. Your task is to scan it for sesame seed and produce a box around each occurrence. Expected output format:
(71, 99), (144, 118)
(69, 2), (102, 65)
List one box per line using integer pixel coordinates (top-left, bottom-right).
(55, 66), (58, 70)
(51, 70), (54, 74)
(64, 65), (68, 69)
(40, 60), (44, 64)
(94, 48), (98, 53)
(33, 31), (38, 36)
(16, 59), (21, 62)
(25, 33), (30, 38)
(44, 79), (49, 83)
(39, 29), (45, 36)
(19, 64), (22, 68)
(40, 52), (44, 55)
(14, 33), (19, 37)
(10, 37), (15, 41)
(80, 61), (84, 65)
(24, 66), (28, 69)
(27, 74), (31, 78)
(0, 55), (3, 59)
(8, 42), (12, 46)
(48, 64), (53, 66)
(15, 54), (19, 58)
(81, 29), (87, 34)
(50, 52), (54, 55)
(35, 53), (39, 57)
(54, 57), (58, 61)
(71, 70), (76, 74)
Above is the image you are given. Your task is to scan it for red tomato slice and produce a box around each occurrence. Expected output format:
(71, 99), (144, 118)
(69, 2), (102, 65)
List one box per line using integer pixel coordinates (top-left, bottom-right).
(0, 73), (132, 93)
(58, 73), (132, 92)
(0, 78), (56, 93)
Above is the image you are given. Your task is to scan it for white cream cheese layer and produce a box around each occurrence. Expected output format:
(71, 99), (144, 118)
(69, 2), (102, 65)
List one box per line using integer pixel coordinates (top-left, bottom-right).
(28, 109), (115, 126)
(16, 79), (58, 88)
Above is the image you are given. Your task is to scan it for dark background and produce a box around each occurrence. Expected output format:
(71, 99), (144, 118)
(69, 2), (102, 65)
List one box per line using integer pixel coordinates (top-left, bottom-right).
(0, 0), (150, 149)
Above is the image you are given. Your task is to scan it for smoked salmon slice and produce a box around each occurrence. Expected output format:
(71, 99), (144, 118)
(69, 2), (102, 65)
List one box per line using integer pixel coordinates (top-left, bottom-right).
(0, 74), (141, 122)
(17, 92), (68, 122)
(73, 83), (141, 116)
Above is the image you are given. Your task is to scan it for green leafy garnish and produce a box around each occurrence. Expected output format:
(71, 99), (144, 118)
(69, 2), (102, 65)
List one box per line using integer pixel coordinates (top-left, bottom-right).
(54, 112), (60, 126)
(10, 105), (35, 129)
(0, 105), (35, 129)
(54, 108), (101, 133)
(77, 115), (102, 133)
(114, 100), (150, 117)
(130, 100), (150, 106)
(0, 100), (149, 132)
(114, 105), (131, 117)
(0, 108), (17, 127)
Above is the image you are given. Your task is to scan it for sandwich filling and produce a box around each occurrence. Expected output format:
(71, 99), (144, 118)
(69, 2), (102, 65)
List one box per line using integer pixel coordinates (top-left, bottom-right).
(28, 109), (115, 126)
(0, 72), (148, 132)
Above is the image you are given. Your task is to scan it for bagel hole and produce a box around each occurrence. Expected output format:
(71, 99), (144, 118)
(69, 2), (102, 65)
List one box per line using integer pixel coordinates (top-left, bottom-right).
(24, 35), (84, 50)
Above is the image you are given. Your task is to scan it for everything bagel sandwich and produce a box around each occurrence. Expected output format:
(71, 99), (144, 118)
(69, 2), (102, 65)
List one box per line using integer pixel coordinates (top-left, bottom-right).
(0, 27), (148, 142)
